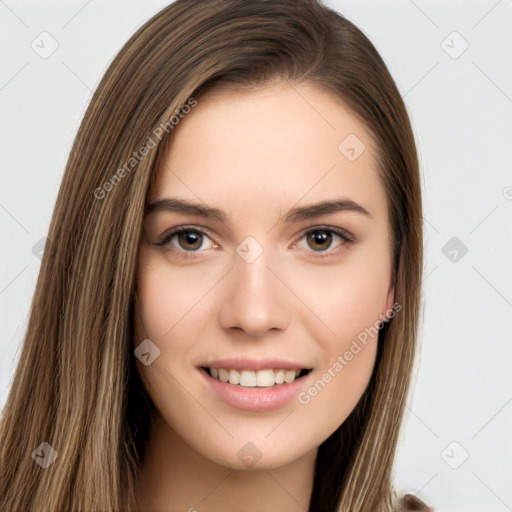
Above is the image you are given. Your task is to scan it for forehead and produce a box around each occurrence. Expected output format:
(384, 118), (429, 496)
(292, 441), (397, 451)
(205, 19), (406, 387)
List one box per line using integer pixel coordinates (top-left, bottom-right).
(151, 83), (386, 223)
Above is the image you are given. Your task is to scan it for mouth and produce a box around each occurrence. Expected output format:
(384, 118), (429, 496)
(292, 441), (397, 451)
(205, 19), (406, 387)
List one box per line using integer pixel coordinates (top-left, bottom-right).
(200, 366), (312, 388)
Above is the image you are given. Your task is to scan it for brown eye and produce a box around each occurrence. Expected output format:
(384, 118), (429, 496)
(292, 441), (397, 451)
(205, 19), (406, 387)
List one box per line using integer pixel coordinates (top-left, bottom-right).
(155, 227), (216, 254)
(176, 230), (203, 251)
(306, 230), (334, 251)
(294, 226), (353, 259)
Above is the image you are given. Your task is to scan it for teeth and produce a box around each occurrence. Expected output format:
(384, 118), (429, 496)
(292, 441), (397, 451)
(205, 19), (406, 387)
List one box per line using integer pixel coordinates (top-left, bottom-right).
(284, 370), (296, 383)
(218, 368), (229, 382)
(256, 369), (274, 387)
(275, 369), (285, 384)
(228, 369), (240, 385)
(239, 370), (256, 387)
(207, 367), (305, 388)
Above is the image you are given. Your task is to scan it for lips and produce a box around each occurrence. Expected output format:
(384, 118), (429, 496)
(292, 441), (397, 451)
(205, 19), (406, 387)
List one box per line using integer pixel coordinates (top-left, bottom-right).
(198, 360), (313, 412)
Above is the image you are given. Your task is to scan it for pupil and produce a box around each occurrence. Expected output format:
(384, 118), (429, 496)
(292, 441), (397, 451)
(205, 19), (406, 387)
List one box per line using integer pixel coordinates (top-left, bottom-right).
(308, 230), (332, 251)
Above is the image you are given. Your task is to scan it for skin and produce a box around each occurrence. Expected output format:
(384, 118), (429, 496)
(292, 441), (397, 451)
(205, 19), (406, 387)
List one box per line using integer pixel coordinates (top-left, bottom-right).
(133, 82), (395, 511)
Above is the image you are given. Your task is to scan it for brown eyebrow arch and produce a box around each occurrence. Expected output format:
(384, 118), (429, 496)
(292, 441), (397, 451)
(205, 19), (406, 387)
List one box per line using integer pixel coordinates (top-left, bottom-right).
(145, 197), (228, 222)
(145, 197), (372, 223)
(284, 198), (372, 222)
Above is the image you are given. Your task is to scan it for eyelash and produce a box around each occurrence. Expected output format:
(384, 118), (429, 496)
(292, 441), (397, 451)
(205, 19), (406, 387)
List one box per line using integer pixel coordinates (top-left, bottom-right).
(154, 225), (354, 260)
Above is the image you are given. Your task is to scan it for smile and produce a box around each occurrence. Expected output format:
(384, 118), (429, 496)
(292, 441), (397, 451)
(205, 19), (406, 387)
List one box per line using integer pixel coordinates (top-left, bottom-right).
(202, 367), (311, 388)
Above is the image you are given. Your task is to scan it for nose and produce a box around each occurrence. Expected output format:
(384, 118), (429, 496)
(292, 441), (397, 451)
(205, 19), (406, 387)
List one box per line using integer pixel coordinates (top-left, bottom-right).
(218, 249), (291, 337)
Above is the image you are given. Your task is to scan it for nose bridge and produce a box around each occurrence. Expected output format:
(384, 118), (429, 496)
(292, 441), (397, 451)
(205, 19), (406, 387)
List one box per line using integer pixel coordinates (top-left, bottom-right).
(218, 237), (290, 335)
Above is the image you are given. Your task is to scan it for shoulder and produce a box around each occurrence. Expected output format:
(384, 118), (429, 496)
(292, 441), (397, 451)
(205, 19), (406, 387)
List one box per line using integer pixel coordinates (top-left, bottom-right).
(399, 493), (433, 511)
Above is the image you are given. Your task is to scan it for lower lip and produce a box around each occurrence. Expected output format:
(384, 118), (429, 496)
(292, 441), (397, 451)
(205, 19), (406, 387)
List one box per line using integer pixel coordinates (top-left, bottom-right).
(199, 368), (311, 412)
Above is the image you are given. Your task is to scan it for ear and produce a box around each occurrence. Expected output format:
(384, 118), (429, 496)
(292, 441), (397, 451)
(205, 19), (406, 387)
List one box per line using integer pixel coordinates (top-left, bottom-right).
(383, 281), (395, 321)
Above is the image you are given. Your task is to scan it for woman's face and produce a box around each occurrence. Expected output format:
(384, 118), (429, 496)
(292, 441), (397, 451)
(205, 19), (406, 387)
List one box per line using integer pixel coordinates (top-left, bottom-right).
(134, 82), (395, 470)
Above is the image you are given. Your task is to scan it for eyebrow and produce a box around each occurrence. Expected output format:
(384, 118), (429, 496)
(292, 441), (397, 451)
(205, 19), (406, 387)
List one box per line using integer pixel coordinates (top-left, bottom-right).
(145, 196), (372, 223)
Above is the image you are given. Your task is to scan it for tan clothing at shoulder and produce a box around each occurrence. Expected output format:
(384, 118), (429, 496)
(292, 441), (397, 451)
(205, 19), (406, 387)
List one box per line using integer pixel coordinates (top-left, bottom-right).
(399, 493), (433, 511)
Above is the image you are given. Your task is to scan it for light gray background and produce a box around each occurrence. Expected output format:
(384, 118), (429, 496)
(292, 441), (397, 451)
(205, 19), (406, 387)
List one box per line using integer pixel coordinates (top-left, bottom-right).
(1, 1), (511, 510)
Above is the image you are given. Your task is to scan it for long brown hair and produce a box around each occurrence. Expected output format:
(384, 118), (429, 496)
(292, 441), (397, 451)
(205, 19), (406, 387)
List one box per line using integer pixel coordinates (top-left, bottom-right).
(0, 1), (423, 510)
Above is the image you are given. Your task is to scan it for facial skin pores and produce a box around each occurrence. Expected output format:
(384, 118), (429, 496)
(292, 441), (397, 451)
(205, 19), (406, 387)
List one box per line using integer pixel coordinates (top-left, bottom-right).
(133, 82), (395, 511)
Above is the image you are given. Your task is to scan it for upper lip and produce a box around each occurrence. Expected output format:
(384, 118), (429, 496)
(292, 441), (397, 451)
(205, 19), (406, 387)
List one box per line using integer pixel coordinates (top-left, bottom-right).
(199, 357), (312, 371)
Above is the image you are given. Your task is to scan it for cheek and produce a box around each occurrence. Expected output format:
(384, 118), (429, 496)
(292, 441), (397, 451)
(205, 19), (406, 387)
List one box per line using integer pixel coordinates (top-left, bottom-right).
(134, 258), (214, 342)
(133, 257), (224, 402)
(289, 247), (389, 415)
(292, 259), (386, 433)
(295, 250), (391, 345)
(133, 263), (210, 419)
(294, 339), (377, 446)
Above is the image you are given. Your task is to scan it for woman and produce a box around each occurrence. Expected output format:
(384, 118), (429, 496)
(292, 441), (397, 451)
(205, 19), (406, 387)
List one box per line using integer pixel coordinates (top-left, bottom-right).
(0, 0), (430, 510)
